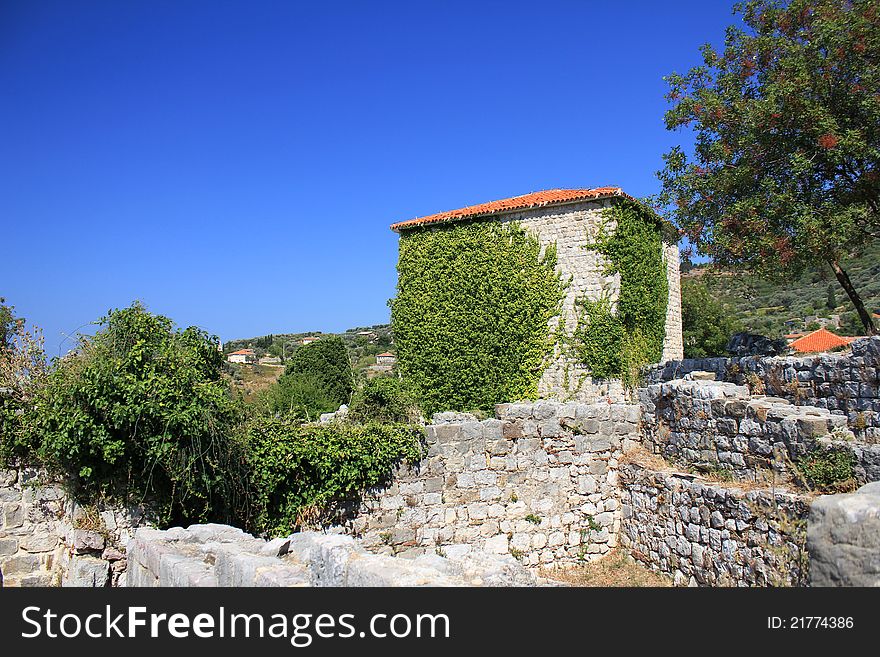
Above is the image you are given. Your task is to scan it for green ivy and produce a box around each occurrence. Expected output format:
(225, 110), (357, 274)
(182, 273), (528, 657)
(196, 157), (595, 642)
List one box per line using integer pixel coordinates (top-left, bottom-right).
(241, 418), (424, 536)
(391, 221), (563, 415)
(574, 200), (669, 388)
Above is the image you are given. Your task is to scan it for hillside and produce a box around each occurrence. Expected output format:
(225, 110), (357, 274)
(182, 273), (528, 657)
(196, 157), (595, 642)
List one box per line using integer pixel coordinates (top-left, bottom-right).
(685, 241), (880, 339)
(223, 324), (394, 380)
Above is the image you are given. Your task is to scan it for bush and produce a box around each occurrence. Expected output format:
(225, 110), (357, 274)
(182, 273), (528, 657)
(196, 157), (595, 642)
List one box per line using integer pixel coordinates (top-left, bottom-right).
(348, 377), (421, 424)
(283, 336), (354, 409)
(259, 372), (338, 421)
(24, 303), (245, 525)
(241, 418), (424, 536)
(796, 446), (856, 492)
(681, 278), (743, 358)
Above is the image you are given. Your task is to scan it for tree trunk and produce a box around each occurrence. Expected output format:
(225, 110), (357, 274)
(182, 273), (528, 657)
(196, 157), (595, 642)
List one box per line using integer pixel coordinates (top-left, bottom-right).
(827, 258), (877, 336)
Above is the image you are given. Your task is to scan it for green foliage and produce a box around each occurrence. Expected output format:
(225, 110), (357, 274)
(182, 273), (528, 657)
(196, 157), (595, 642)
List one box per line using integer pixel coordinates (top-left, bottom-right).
(574, 200), (669, 387)
(0, 297), (17, 351)
(241, 418), (424, 536)
(391, 221), (563, 415)
(347, 377), (421, 424)
(283, 336), (354, 408)
(681, 278), (743, 357)
(258, 372), (338, 421)
(24, 302), (244, 525)
(796, 445), (857, 492)
(657, 0), (880, 333)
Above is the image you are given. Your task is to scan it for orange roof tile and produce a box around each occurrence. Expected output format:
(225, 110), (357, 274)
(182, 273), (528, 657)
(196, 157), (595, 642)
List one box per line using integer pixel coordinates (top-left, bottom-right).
(788, 328), (854, 353)
(229, 349), (255, 355)
(390, 187), (633, 232)
(376, 352), (395, 357)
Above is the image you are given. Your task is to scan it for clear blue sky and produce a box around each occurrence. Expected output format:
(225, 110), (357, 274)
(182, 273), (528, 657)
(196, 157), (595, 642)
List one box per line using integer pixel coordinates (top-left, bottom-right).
(2, 0), (740, 354)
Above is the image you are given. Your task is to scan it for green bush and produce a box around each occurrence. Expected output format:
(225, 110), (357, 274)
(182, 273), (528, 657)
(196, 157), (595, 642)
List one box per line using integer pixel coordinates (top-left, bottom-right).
(796, 446), (856, 492)
(24, 303), (245, 525)
(391, 221), (563, 415)
(283, 336), (354, 409)
(259, 372), (338, 421)
(241, 418), (424, 536)
(681, 278), (742, 358)
(348, 377), (421, 424)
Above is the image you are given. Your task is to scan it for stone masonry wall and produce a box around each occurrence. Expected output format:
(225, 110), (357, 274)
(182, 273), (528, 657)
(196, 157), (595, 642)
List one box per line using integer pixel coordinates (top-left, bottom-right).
(479, 199), (682, 402)
(644, 336), (880, 442)
(620, 462), (811, 586)
(343, 401), (640, 568)
(0, 467), (149, 587)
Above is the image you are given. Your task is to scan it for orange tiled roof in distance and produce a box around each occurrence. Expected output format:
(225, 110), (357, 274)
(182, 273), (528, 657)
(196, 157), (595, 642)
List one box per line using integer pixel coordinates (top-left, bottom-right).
(788, 328), (855, 354)
(390, 187), (632, 232)
(229, 349), (255, 355)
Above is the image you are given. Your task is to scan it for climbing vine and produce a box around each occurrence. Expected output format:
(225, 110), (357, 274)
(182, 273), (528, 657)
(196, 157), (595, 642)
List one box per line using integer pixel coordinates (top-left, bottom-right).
(574, 199), (669, 388)
(391, 221), (563, 415)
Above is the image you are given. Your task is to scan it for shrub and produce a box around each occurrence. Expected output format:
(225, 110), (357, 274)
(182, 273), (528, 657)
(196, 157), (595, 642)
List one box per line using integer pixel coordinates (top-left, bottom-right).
(25, 302), (245, 525)
(796, 446), (856, 493)
(283, 336), (354, 409)
(241, 418), (424, 536)
(259, 372), (338, 421)
(347, 377), (421, 424)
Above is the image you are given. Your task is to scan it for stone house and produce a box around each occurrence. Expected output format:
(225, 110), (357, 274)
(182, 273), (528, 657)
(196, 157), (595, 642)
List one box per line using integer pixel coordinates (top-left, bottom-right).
(391, 187), (683, 401)
(375, 352), (396, 365)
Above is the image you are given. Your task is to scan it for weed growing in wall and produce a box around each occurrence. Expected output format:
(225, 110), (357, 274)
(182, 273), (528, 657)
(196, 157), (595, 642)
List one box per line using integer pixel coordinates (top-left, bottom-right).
(391, 221), (563, 415)
(574, 200), (669, 388)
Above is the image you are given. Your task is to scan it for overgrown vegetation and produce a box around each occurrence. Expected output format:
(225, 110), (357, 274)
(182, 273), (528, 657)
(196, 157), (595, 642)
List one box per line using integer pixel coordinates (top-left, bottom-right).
(241, 419), (424, 536)
(391, 221), (563, 415)
(347, 377), (421, 424)
(574, 200), (669, 387)
(681, 278), (743, 357)
(282, 336), (354, 410)
(795, 445), (857, 493)
(0, 301), (423, 537)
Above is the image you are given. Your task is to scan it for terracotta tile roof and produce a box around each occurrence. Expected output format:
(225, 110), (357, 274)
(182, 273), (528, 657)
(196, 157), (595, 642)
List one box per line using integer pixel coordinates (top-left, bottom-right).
(229, 349), (255, 355)
(376, 352), (395, 357)
(788, 328), (855, 353)
(390, 187), (633, 232)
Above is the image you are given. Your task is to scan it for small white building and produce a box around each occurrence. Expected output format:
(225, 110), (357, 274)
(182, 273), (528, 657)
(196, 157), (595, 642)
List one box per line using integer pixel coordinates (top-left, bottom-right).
(300, 336), (320, 346)
(376, 352), (397, 365)
(227, 349), (256, 364)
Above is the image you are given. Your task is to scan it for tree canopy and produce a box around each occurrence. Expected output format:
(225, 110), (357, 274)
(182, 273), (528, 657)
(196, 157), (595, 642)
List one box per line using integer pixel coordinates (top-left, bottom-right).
(658, 0), (880, 334)
(283, 336), (354, 410)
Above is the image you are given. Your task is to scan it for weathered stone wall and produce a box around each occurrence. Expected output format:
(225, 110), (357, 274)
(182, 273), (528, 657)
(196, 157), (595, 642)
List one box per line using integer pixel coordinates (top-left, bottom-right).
(644, 337), (880, 441)
(343, 401), (640, 568)
(620, 462), (811, 586)
(127, 525), (542, 587)
(475, 199), (682, 402)
(0, 467), (149, 587)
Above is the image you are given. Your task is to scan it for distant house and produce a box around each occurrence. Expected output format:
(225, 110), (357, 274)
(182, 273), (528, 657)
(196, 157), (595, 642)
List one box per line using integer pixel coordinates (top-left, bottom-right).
(258, 356), (282, 366)
(300, 336), (320, 346)
(376, 352), (396, 365)
(227, 349), (256, 364)
(788, 328), (854, 354)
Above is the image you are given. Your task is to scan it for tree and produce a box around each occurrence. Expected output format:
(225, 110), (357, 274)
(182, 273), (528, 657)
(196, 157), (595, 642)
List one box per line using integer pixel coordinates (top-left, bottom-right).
(681, 278), (744, 357)
(283, 336), (354, 409)
(0, 297), (18, 350)
(259, 372), (337, 421)
(826, 283), (838, 310)
(26, 302), (244, 524)
(658, 0), (880, 335)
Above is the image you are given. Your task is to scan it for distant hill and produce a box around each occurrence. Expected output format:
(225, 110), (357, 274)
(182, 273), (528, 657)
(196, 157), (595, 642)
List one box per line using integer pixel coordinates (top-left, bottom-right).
(685, 241), (880, 339)
(223, 324), (394, 379)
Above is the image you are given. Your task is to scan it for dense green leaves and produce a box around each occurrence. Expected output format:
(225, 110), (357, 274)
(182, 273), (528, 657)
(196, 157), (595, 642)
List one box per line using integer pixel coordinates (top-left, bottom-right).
(681, 278), (744, 357)
(347, 376), (421, 424)
(574, 201), (669, 386)
(391, 221), (563, 415)
(658, 0), (880, 333)
(241, 419), (424, 536)
(283, 336), (354, 409)
(24, 303), (245, 525)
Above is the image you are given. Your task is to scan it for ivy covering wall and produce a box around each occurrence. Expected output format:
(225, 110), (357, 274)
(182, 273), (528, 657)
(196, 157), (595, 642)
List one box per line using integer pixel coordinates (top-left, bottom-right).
(391, 221), (563, 416)
(574, 199), (669, 387)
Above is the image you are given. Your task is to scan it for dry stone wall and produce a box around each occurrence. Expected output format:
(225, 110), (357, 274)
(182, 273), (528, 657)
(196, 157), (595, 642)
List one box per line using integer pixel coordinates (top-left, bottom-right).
(620, 462), (810, 586)
(0, 467), (149, 587)
(644, 337), (880, 442)
(343, 401), (640, 567)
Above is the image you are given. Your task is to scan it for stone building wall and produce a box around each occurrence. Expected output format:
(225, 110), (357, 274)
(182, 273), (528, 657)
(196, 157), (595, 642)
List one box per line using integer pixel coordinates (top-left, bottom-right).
(465, 199), (683, 402)
(343, 401), (641, 568)
(0, 467), (149, 587)
(620, 462), (811, 586)
(644, 336), (880, 442)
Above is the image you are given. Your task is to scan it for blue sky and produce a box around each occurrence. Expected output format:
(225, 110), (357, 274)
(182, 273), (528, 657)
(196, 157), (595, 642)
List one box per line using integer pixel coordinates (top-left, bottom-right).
(2, 0), (740, 354)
